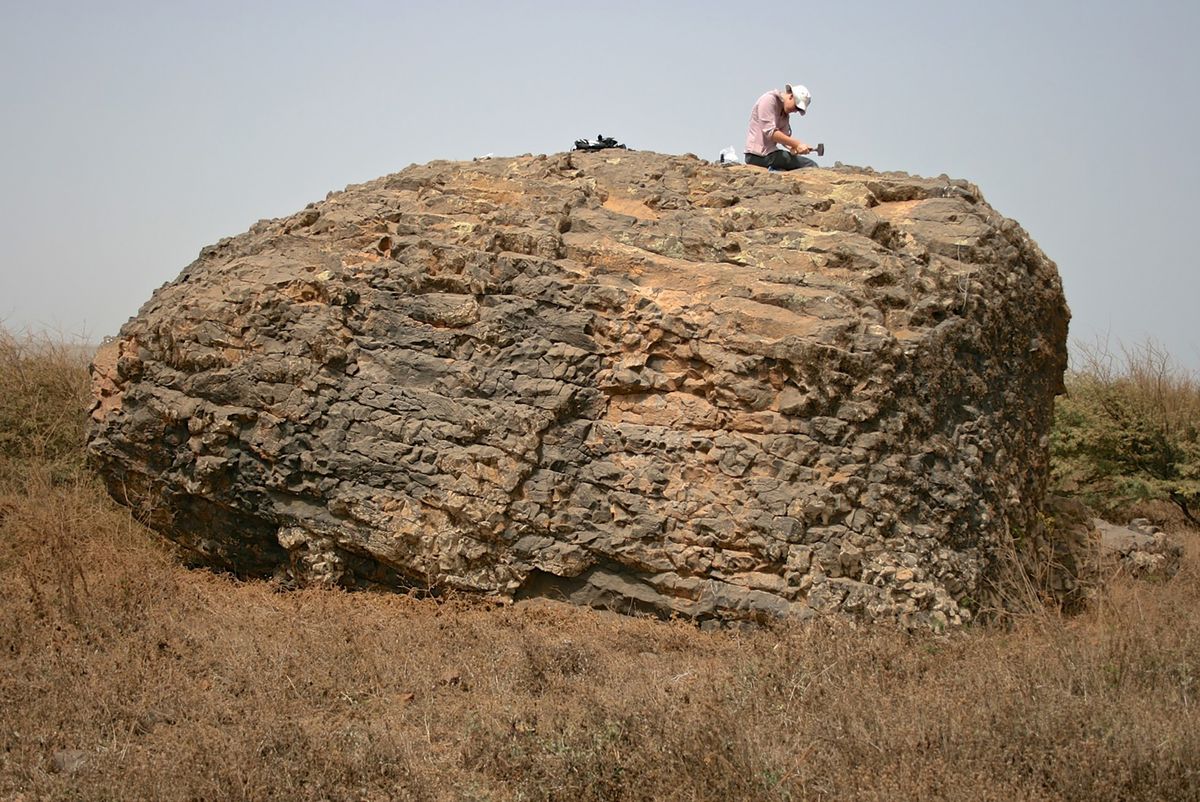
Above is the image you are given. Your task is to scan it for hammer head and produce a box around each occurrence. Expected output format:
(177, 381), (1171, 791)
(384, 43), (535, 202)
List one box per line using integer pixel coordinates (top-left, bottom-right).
(814, 143), (825, 158)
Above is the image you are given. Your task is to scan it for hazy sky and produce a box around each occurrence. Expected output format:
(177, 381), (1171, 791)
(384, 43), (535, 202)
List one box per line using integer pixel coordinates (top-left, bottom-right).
(2, 0), (1197, 371)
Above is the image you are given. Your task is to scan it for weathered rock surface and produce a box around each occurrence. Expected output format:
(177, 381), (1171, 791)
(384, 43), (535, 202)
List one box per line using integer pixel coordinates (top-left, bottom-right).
(88, 150), (1071, 627)
(1095, 518), (1183, 579)
(50, 749), (87, 775)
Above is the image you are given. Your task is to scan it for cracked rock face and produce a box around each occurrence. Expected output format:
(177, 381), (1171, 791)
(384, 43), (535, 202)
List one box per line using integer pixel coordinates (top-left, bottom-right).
(88, 150), (1069, 627)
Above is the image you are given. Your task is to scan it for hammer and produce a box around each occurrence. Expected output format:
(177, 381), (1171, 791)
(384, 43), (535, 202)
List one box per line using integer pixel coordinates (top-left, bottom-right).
(809, 143), (825, 157)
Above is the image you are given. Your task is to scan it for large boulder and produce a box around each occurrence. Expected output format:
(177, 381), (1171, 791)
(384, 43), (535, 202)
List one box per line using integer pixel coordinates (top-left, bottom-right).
(88, 151), (1071, 627)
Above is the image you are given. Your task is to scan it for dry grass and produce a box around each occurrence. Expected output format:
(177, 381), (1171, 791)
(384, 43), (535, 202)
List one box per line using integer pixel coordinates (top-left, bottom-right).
(0, 330), (91, 484)
(2, 335), (1199, 801)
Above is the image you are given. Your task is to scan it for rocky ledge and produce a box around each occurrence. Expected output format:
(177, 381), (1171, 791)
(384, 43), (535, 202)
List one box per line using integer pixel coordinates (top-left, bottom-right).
(88, 150), (1073, 627)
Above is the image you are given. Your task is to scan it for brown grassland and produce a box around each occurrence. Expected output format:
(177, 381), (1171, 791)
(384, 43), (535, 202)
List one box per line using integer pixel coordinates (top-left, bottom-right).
(1, 331), (1198, 801)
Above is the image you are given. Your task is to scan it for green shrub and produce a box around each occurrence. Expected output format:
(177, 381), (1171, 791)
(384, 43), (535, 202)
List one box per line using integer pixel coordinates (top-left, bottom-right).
(1051, 340), (1200, 525)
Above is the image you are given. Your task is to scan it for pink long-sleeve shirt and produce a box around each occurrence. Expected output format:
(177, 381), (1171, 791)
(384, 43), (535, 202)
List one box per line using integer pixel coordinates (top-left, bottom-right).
(745, 90), (790, 157)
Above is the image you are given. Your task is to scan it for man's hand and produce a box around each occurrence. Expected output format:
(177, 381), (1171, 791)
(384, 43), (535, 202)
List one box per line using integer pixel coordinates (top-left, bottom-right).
(790, 141), (813, 155)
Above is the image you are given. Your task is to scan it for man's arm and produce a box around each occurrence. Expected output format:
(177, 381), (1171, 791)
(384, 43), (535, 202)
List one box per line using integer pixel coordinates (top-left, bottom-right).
(771, 130), (812, 154)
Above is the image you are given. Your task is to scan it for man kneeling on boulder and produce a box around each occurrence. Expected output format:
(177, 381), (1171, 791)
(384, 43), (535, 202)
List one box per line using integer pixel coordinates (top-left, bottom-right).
(745, 83), (816, 170)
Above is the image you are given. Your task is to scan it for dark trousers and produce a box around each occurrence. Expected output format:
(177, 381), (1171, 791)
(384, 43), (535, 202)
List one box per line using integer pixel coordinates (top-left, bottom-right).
(745, 150), (817, 170)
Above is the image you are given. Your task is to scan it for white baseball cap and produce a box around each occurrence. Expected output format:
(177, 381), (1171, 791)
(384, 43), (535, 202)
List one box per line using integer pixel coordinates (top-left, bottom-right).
(786, 84), (812, 114)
